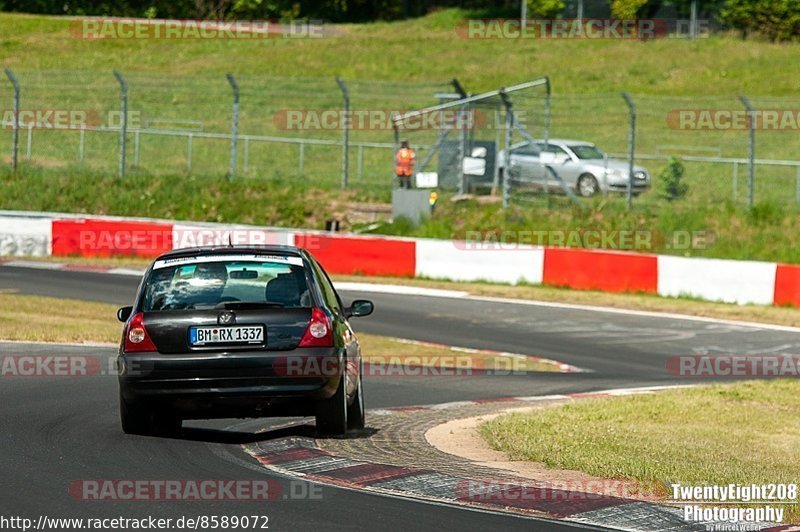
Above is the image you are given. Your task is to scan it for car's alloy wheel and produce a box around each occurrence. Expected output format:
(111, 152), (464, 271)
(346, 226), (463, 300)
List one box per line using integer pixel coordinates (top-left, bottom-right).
(346, 364), (365, 431)
(578, 174), (599, 197)
(315, 368), (348, 436)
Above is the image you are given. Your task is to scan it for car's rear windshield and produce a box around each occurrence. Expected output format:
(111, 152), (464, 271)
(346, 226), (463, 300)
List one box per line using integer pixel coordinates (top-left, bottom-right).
(143, 254), (310, 311)
(569, 145), (605, 160)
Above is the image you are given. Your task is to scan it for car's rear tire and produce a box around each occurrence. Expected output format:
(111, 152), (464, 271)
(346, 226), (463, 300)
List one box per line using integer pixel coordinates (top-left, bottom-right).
(120, 393), (181, 436)
(577, 174), (599, 197)
(120, 392), (150, 435)
(315, 372), (347, 436)
(346, 367), (365, 431)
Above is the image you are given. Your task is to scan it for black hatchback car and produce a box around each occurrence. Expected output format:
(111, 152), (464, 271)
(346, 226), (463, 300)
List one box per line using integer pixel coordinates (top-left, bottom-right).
(116, 245), (374, 436)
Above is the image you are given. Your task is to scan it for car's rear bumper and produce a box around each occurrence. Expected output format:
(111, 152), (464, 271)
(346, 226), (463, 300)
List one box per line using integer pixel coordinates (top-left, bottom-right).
(118, 347), (343, 417)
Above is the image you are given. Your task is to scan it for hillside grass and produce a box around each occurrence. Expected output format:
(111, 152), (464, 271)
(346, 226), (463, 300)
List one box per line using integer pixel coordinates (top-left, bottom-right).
(1, 10), (800, 262)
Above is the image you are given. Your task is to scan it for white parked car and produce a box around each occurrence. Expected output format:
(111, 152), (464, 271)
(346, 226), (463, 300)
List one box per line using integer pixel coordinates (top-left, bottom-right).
(497, 139), (650, 197)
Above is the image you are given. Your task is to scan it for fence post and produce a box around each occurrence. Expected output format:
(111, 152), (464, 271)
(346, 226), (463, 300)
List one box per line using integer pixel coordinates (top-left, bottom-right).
(738, 95), (755, 209)
(226, 73), (239, 181)
(187, 133), (193, 173)
(335, 77), (350, 188)
(501, 91), (513, 210)
(113, 70), (128, 178)
(357, 144), (363, 181)
(621, 92), (636, 210)
(299, 141), (305, 175)
(4, 68), (20, 172)
(392, 118), (400, 189)
(796, 166), (800, 203)
(26, 124), (32, 159)
(133, 130), (140, 166)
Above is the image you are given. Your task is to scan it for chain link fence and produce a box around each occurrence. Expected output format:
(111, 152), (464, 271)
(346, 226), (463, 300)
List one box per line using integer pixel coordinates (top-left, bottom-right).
(2, 69), (800, 208)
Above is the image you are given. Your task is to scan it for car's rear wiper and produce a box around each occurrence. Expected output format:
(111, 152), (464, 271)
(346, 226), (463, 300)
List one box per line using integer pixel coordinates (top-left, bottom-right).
(214, 301), (285, 310)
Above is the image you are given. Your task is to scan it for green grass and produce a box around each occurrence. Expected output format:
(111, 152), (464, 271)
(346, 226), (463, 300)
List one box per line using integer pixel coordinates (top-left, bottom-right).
(480, 380), (800, 522)
(2, 10), (800, 262)
(5, 163), (800, 263)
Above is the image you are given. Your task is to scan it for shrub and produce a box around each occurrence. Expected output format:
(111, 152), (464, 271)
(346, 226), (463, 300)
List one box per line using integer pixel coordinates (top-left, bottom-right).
(658, 157), (688, 201)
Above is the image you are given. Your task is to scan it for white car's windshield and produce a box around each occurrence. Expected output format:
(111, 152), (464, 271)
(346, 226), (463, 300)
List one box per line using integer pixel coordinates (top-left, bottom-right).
(144, 257), (311, 311)
(569, 145), (605, 160)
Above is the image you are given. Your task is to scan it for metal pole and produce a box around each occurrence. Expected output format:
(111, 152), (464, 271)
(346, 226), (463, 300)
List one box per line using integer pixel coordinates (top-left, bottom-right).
(299, 141), (305, 175)
(26, 124), (32, 159)
(4, 68), (20, 171)
(226, 73), (239, 181)
(113, 70), (128, 178)
(501, 93), (513, 209)
(491, 100), (501, 196)
(335, 77), (350, 188)
(796, 166), (800, 203)
(690, 0), (698, 39)
(392, 119), (400, 189)
(622, 92), (636, 210)
(577, 0), (584, 20)
(187, 133), (193, 173)
(520, 0), (527, 23)
(739, 95), (755, 208)
(357, 144), (363, 181)
(458, 102), (468, 194)
(543, 76), (551, 199)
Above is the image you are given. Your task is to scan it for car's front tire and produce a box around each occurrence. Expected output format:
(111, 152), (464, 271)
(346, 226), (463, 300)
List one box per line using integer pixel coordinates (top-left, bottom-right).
(315, 373), (347, 436)
(577, 174), (599, 197)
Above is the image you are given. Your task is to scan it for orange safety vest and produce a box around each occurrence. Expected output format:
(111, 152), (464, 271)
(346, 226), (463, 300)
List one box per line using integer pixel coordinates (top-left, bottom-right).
(396, 147), (416, 176)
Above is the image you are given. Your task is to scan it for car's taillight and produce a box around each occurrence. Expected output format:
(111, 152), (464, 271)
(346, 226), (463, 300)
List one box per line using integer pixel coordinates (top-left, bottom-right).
(124, 312), (157, 352)
(298, 307), (334, 347)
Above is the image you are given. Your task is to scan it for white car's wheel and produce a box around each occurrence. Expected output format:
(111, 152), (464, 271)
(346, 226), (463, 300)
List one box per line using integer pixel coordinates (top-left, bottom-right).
(577, 174), (599, 197)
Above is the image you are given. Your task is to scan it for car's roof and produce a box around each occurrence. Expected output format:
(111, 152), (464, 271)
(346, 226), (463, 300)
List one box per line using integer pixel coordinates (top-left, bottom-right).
(510, 139), (595, 148)
(155, 245), (305, 261)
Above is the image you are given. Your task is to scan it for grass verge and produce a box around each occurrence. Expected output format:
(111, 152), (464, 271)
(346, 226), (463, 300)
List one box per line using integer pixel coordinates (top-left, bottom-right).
(480, 380), (800, 522)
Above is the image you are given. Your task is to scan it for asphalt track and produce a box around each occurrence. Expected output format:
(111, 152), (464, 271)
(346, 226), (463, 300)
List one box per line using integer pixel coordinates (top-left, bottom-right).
(2, 265), (799, 531)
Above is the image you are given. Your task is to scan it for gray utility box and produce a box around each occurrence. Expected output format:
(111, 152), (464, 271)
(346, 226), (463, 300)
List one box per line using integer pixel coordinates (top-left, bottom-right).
(392, 189), (433, 225)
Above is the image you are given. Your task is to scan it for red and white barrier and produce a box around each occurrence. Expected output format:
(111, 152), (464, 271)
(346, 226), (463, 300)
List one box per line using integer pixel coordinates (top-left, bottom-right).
(2, 210), (800, 308)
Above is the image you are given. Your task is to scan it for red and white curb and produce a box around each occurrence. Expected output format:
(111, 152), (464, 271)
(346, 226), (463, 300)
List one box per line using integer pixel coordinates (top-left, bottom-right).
(242, 386), (787, 531)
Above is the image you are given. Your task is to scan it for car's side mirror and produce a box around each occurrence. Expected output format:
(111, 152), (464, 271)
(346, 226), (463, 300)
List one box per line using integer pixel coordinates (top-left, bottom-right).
(117, 306), (133, 322)
(346, 300), (374, 318)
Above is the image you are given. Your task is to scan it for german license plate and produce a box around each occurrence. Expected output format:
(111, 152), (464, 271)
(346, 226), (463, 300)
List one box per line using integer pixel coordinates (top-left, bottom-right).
(189, 325), (264, 346)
